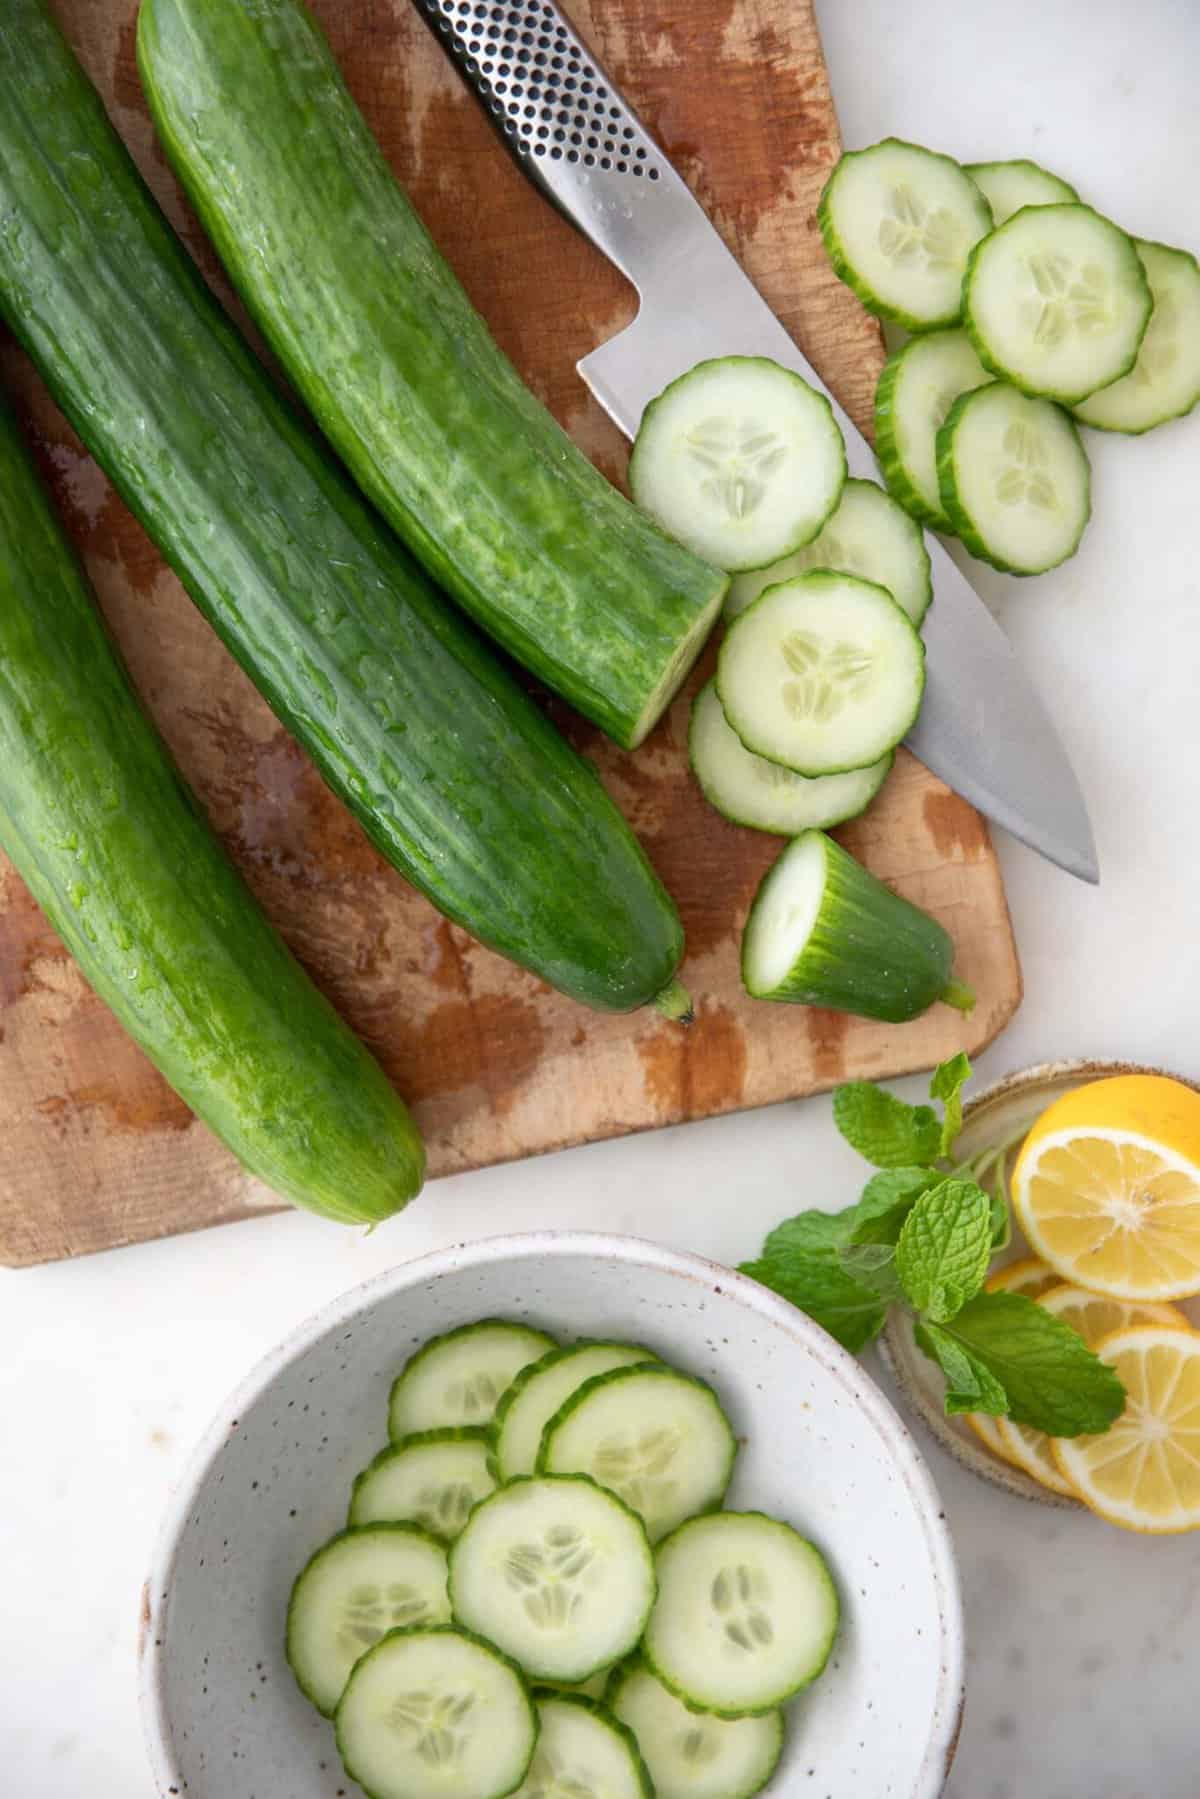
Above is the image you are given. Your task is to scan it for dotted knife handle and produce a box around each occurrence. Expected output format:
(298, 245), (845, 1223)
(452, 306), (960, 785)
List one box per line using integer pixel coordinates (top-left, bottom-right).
(413, 0), (667, 190)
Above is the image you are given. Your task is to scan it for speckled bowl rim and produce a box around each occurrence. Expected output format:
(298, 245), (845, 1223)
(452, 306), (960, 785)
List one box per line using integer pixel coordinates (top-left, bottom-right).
(881, 1058), (1200, 1507)
(139, 1230), (965, 1797)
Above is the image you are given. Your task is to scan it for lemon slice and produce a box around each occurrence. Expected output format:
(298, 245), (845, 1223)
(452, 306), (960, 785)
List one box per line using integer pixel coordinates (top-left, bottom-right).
(964, 1258), (1059, 1465)
(994, 1286), (1188, 1498)
(1052, 1325), (1200, 1532)
(1013, 1075), (1200, 1301)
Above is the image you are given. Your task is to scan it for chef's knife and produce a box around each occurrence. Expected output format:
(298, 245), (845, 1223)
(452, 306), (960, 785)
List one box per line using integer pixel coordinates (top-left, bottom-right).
(416, 0), (1099, 884)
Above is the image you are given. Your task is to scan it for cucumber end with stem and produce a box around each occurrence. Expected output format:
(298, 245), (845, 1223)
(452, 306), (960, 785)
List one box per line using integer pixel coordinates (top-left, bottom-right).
(654, 977), (694, 1025)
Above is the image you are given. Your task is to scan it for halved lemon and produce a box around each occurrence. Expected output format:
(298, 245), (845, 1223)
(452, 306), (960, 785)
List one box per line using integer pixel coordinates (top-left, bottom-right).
(1052, 1325), (1200, 1532)
(1013, 1075), (1200, 1301)
(995, 1286), (1189, 1498)
(964, 1258), (1059, 1466)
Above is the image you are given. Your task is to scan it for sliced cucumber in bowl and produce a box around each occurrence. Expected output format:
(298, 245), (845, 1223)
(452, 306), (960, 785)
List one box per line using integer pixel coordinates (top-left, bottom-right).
(608, 1660), (784, 1799)
(937, 380), (1091, 574)
(389, 1319), (557, 1438)
(742, 830), (974, 1022)
(1073, 239), (1200, 434)
(724, 477), (932, 626)
(690, 681), (892, 836)
(514, 1691), (652, 1799)
(717, 571), (925, 777)
(964, 202), (1152, 403)
(349, 1428), (496, 1540)
(629, 356), (846, 572)
(874, 327), (991, 531)
(490, 1341), (659, 1484)
(818, 137), (992, 329)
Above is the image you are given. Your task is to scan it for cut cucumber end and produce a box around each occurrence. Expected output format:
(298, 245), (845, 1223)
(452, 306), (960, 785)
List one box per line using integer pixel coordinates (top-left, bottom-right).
(626, 577), (728, 749)
(629, 356), (847, 572)
(654, 977), (695, 1025)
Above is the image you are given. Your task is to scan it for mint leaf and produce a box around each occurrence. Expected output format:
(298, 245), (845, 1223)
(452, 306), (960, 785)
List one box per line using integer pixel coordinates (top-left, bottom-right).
(740, 1251), (887, 1354)
(895, 1180), (993, 1322)
(848, 1167), (940, 1245)
(930, 1052), (972, 1157)
(915, 1320), (1008, 1415)
(936, 1292), (1127, 1436)
(837, 1242), (906, 1304)
(832, 1082), (942, 1168)
(763, 1208), (852, 1260)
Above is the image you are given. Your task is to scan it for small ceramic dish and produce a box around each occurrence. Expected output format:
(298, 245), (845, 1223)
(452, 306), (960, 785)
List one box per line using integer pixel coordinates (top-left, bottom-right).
(881, 1060), (1200, 1507)
(141, 1232), (963, 1799)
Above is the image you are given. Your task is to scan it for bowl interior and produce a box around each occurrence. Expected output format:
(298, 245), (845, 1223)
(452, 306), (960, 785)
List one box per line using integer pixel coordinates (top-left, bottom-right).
(143, 1236), (962, 1799)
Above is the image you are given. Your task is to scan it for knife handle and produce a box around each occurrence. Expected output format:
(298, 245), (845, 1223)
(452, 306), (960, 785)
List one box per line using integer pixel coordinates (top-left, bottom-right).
(413, 0), (703, 293)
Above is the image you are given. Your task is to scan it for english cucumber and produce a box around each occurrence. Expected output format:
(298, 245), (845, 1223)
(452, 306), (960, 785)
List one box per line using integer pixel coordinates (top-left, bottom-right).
(0, 0), (687, 1017)
(742, 831), (974, 1022)
(0, 398), (424, 1225)
(137, 0), (728, 752)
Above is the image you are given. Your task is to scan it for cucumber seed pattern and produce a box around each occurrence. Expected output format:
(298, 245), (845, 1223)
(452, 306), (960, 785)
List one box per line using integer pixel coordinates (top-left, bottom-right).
(678, 1722), (722, 1768)
(591, 1426), (684, 1529)
(684, 417), (788, 521)
(1131, 287), (1179, 386)
(411, 1477), (483, 1539)
(1023, 252), (1112, 347)
(387, 1685), (477, 1768)
(877, 185), (963, 273)
(443, 1370), (505, 1420)
(781, 631), (874, 723)
(520, 1742), (602, 1799)
(337, 1581), (436, 1660)
(504, 1525), (597, 1630)
(710, 1562), (776, 1655)
(994, 422), (1057, 511)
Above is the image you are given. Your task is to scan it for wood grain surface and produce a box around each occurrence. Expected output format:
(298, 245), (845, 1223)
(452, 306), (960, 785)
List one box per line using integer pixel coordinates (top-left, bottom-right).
(0, 0), (1021, 1266)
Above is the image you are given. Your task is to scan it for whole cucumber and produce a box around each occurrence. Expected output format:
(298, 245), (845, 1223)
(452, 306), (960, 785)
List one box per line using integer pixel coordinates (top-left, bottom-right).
(0, 0), (686, 1017)
(137, 0), (728, 752)
(0, 398), (423, 1225)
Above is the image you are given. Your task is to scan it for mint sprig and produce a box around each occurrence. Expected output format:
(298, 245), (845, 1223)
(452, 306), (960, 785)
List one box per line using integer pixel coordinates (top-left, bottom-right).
(740, 1055), (1127, 1438)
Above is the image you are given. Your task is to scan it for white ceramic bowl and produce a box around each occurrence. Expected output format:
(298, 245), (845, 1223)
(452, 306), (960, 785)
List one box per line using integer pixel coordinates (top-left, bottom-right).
(140, 1233), (964, 1798)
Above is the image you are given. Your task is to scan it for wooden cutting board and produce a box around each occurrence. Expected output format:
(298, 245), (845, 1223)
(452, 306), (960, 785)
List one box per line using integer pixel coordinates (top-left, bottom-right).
(0, 0), (1021, 1266)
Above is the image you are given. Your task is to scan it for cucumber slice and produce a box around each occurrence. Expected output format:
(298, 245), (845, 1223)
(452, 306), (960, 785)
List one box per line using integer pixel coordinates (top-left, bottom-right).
(818, 138), (992, 329)
(964, 203), (1152, 403)
(963, 159), (1080, 227)
(629, 357), (846, 572)
(335, 1625), (536, 1799)
(513, 1693), (653, 1799)
(689, 682), (892, 836)
(936, 380), (1091, 574)
(1073, 240), (1200, 434)
(874, 328), (991, 530)
(449, 1476), (655, 1683)
(716, 572), (925, 777)
(643, 1512), (839, 1717)
(286, 1524), (450, 1717)
(389, 1320), (557, 1438)
(724, 478), (932, 626)
(608, 1662), (784, 1799)
(742, 830), (974, 1022)
(491, 1343), (659, 1485)
(537, 1672), (610, 1701)
(538, 1363), (736, 1543)
(350, 1429), (496, 1541)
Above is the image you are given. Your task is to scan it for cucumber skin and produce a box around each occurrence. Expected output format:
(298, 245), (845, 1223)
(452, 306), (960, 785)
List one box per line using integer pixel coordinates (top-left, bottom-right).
(529, 1692), (655, 1799)
(644, 1511), (839, 1718)
(0, 401), (424, 1226)
(286, 1523), (449, 1716)
(0, 0), (685, 1017)
(873, 344), (957, 532)
(334, 1624), (538, 1799)
(137, 0), (727, 752)
(743, 831), (969, 1022)
(1073, 240), (1200, 435)
(936, 384), (1092, 575)
(963, 204), (1153, 404)
(488, 1341), (659, 1485)
(818, 138), (991, 332)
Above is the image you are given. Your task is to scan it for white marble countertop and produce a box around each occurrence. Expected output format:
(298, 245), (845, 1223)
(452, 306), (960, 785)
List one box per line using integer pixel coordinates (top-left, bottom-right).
(2, 2), (1199, 1795)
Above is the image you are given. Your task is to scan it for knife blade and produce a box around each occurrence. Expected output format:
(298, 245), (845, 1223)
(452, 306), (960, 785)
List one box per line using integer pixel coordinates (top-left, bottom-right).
(415, 0), (1098, 884)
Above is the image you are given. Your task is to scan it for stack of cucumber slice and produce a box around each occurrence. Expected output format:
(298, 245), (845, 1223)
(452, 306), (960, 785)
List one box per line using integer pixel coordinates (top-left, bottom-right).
(628, 353), (970, 1025)
(821, 141), (1200, 574)
(288, 1317), (841, 1799)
